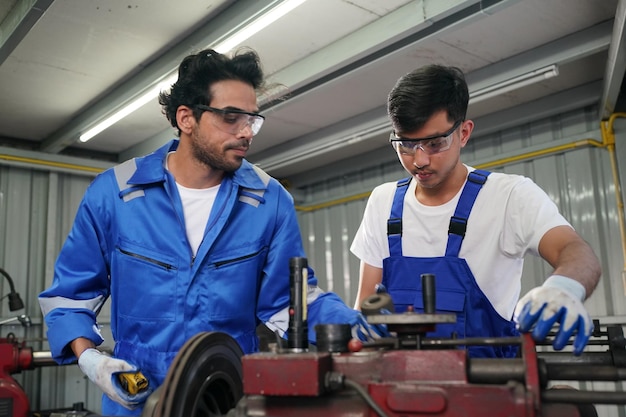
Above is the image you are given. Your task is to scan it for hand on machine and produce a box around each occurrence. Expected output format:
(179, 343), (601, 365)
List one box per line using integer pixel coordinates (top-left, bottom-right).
(351, 283), (392, 342)
(514, 275), (592, 355)
(78, 348), (152, 409)
(351, 312), (391, 342)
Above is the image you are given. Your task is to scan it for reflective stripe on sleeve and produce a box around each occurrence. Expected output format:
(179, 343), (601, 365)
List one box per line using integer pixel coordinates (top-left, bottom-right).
(39, 295), (106, 316)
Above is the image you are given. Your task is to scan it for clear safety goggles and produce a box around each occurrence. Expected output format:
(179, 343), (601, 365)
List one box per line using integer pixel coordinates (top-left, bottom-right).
(196, 104), (265, 136)
(389, 119), (462, 156)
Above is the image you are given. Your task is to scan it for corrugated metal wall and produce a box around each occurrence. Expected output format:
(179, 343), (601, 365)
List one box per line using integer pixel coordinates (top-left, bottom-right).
(0, 166), (106, 412)
(0, 105), (625, 415)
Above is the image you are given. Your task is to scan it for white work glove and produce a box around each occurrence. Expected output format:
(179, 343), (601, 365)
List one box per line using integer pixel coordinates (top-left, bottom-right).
(351, 311), (391, 341)
(78, 348), (152, 409)
(514, 275), (592, 355)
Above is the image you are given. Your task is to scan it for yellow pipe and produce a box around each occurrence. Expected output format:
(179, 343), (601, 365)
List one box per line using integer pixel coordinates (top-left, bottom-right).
(474, 139), (604, 169)
(295, 138), (606, 212)
(0, 154), (104, 173)
(296, 191), (372, 212)
(600, 112), (626, 294)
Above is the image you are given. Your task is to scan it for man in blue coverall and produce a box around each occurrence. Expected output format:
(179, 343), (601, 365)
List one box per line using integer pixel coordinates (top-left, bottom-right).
(38, 48), (381, 416)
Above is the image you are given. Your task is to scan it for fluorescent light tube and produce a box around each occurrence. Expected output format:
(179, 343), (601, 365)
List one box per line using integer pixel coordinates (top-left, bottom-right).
(213, 0), (307, 53)
(79, 0), (307, 143)
(469, 64), (559, 105)
(79, 82), (168, 142)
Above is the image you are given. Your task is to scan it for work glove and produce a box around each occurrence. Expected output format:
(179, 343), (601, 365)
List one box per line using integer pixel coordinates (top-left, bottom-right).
(78, 348), (152, 409)
(514, 275), (592, 355)
(351, 311), (391, 342)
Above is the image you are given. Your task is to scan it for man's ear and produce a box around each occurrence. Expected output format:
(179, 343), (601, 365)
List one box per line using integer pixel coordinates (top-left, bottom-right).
(176, 106), (196, 135)
(459, 119), (474, 147)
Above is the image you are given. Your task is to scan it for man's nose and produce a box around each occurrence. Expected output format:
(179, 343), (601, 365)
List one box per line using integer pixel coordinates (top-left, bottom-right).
(412, 147), (430, 166)
(237, 122), (254, 138)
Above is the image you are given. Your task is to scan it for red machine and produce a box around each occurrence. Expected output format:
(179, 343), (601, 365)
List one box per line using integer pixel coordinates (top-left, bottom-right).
(3, 263), (626, 417)
(0, 329), (33, 417)
(141, 260), (626, 417)
(0, 267), (32, 417)
(238, 324), (624, 417)
(233, 269), (626, 417)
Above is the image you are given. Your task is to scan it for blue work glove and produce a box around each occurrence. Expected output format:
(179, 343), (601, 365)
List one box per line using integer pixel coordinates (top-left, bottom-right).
(78, 348), (152, 409)
(514, 275), (592, 355)
(351, 311), (391, 341)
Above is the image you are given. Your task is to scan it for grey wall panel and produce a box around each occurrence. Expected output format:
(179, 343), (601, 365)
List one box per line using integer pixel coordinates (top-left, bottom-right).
(0, 163), (99, 413)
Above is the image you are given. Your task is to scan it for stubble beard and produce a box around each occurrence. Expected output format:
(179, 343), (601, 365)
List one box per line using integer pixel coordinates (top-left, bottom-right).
(190, 128), (243, 173)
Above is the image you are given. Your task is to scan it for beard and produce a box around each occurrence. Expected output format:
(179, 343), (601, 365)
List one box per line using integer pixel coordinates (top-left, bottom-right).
(190, 126), (246, 173)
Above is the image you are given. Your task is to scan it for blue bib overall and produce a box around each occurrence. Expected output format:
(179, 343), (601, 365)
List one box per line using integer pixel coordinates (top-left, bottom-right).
(382, 170), (519, 358)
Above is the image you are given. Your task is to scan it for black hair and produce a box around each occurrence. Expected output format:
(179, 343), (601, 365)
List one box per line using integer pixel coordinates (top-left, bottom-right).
(159, 48), (265, 134)
(387, 64), (469, 132)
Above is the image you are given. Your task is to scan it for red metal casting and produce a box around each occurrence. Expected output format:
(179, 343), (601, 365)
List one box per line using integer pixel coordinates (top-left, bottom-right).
(0, 336), (33, 417)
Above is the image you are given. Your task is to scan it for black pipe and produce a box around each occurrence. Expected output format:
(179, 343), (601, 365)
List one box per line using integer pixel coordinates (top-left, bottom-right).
(421, 274), (436, 314)
(468, 358), (626, 385)
(287, 257), (308, 351)
(545, 364), (626, 381)
(542, 389), (626, 405)
(537, 351), (616, 366)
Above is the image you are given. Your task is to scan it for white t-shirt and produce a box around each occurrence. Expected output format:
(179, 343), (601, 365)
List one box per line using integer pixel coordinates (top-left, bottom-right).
(350, 166), (571, 319)
(176, 183), (220, 256)
(165, 151), (220, 256)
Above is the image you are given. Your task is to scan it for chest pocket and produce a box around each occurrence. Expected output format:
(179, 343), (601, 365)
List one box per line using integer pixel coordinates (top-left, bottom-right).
(202, 243), (268, 321)
(113, 239), (178, 321)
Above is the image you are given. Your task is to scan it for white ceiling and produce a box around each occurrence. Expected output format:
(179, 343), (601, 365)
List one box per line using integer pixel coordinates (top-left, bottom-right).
(0, 0), (624, 186)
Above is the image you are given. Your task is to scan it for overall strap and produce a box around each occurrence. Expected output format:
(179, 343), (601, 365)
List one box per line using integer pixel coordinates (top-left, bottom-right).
(445, 169), (490, 257)
(387, 177), (411, 256)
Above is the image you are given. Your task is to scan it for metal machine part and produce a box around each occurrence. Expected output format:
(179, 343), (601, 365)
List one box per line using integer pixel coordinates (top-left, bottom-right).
(287, 257), (308, 351)
(1, 333), (33, 417)
(229, 271), (626, 417)
(235, 323), (626, 417)
(142, 332), (244, 417)
(0, 321), (61, 417)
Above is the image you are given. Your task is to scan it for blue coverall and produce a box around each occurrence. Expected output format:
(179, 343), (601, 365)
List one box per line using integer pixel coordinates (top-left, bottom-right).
(39, 139), (361, 415)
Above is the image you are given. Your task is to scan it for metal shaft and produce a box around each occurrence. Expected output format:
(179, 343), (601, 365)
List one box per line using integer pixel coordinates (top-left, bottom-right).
(288, 257), (308, 351)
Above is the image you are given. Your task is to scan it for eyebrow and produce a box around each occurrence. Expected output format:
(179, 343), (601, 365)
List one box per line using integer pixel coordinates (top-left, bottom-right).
(218, 105), (261, 114)
(393, 120), (461, 141)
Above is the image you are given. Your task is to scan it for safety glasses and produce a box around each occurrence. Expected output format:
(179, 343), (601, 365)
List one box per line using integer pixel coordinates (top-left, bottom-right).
(389, 119), (462, 155)
(196, 104), (265, 136)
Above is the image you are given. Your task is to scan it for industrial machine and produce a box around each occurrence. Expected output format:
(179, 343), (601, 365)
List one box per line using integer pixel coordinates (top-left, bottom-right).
(4, 262), (626, 417)
(138, 261), (626, 417)
(0, 267), (50, 417)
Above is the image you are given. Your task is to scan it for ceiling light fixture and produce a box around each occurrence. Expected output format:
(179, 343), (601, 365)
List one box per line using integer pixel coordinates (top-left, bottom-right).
(469, 64), (559, 105)
(79, 0), (307, 143)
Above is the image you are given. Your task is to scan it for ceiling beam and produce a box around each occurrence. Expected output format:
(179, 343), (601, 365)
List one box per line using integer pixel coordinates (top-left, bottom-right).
(465, 19), (613, 90)
(599, 0), (626, 119)
(250, 19), (612, 178)
(283, 81), (603, 189)
(0, 0), (53, 65)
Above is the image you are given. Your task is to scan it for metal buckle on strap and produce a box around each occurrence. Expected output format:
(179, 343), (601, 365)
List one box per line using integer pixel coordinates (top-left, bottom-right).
(448, 216), (467, 237)
(387, 218), (402, 236)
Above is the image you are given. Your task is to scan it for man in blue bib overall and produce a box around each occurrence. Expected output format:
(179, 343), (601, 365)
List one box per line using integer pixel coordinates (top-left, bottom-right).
(350, 64), (601, 358)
